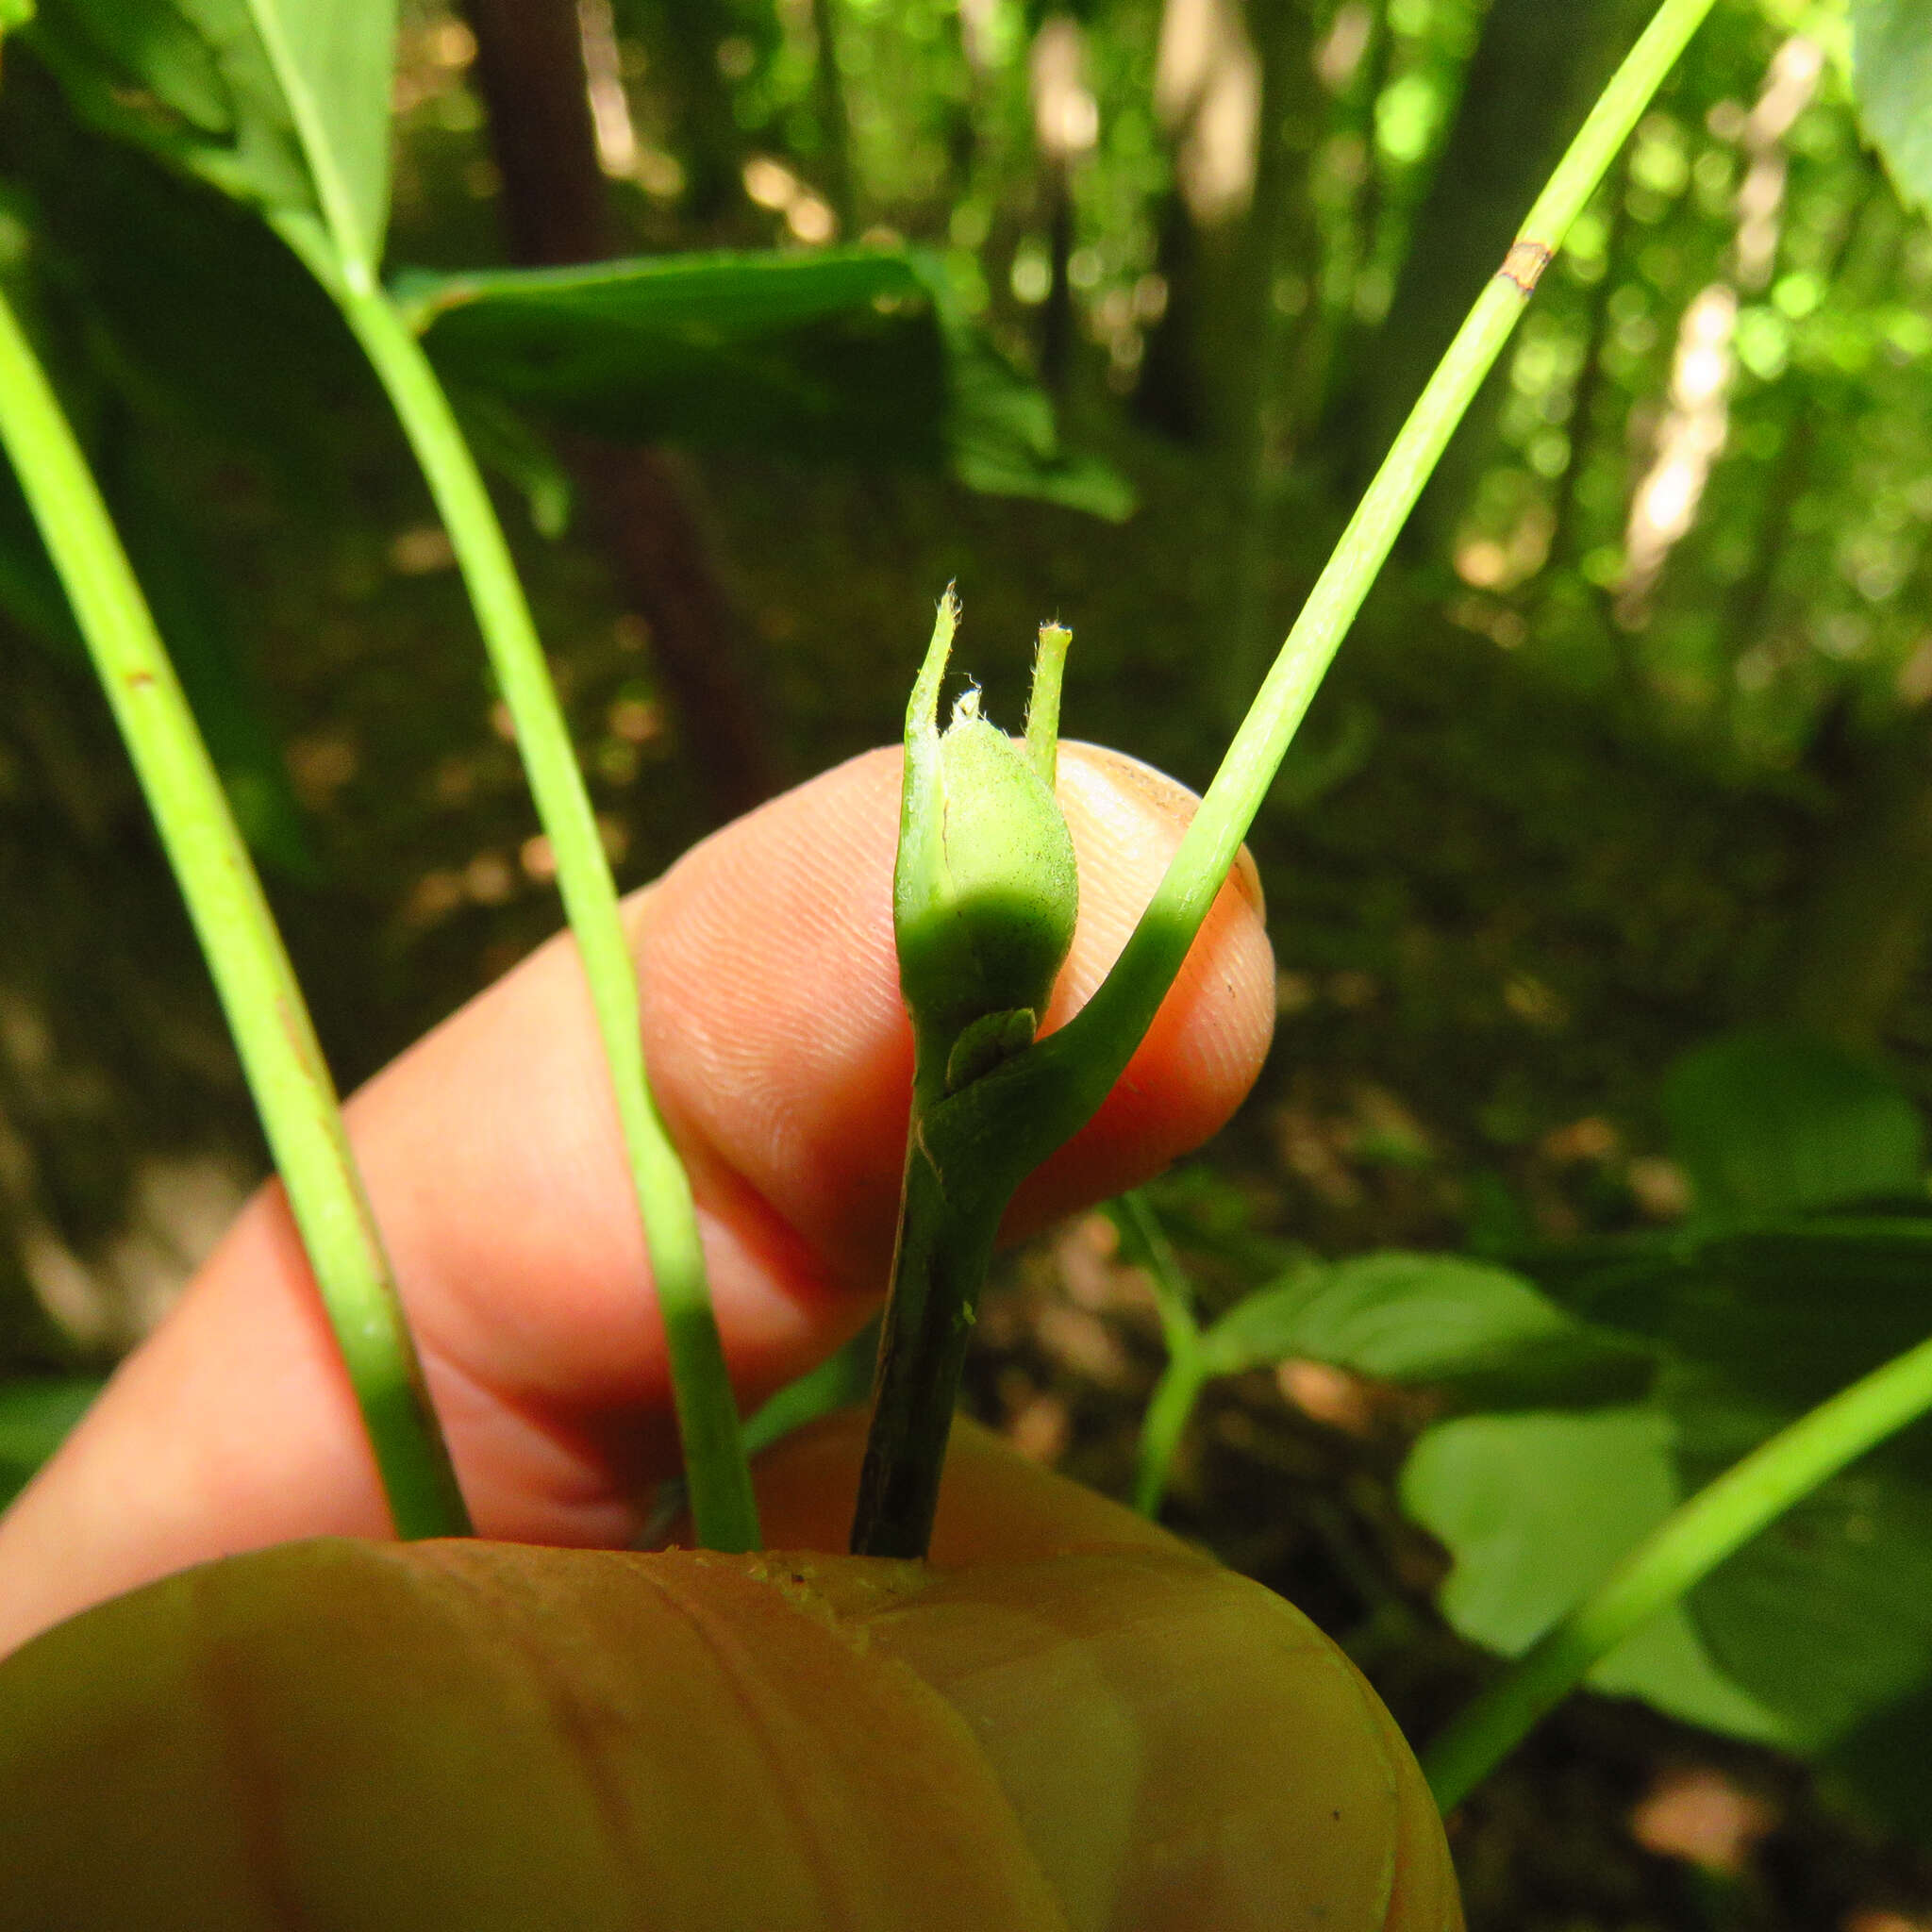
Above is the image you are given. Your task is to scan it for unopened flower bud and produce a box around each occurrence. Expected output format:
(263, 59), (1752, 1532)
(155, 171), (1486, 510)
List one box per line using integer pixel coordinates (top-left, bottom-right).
(894, 593), (1077, 1079)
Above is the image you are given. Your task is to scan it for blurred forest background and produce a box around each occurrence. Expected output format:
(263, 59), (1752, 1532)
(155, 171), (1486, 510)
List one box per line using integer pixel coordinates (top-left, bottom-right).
(6, 0), (1932, 1924)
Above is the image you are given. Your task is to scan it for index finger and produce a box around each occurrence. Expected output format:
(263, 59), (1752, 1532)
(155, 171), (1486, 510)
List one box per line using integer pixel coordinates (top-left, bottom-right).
(0, 743), (1273, 1653)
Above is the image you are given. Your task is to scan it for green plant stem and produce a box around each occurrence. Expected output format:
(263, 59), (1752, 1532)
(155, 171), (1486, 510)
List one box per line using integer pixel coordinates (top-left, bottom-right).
(850, 1112), (1005, 1557)
(1037, 0), (1722, 1119)
(280, 218), (758, 1554)
(1112, 1192), (1205, 1515)
(0, 281), (469, 1540)
(1424, 1328), (1932, 1812)
(854, 0), (1719, 1560)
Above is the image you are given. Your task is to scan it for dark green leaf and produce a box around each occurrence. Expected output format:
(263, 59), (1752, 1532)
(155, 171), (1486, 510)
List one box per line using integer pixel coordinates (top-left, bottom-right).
(29, 0), (315, 225)
(1661, 1027), (1924, 1219)
(26, 0), (397, 275)
(1851, 0), (1932, 214)
(1530, 1215), (1932, 1419)
(406, 250), (1133, 518)
(1198, 1250), (1653, 1407)
(1824, 1674), (1932, 1848)
(0, 1377), (101, 1509)
(1678, 1382), (1932, 1751)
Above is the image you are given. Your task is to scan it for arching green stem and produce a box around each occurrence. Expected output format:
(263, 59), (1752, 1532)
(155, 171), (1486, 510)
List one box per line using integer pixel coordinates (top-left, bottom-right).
(0, 280), (469, 1540)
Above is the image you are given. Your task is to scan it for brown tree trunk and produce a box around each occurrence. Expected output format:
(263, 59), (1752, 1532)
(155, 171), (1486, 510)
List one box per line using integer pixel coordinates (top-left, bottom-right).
(460, 0), (781, 824)
(1324, 0), (1652, 545)
(1777, 706), (1932, 1056)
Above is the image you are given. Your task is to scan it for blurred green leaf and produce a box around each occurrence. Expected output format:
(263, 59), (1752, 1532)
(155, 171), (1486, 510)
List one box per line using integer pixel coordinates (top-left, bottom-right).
(28, 0), (316, 225)
(11, 79), (364, 496)
(1851, 0), (1932, 213)
(25, 0), (396, 276)
(0, 0), (36, 36)
(1198, 1250), (1653, 1407)
(1406, 1373), (1932, 1759)
(1661, 1027), (1924, 1220)
(451, 391), (574, 541)
(1677, 1382), (1932, 1750)
(1824, 1673), (1932, 1848)
(232, 0), (396, 276)
(404, 250), (1133, 519)
(1531, 1215), (1932, 1419)
(0, 1377), (100, 1509)
(1403, 1400), (1790, 1742)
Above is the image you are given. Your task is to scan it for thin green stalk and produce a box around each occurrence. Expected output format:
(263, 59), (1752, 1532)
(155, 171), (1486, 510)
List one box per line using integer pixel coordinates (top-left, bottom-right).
(1424, 1329), (1932, 1812)
(278, 220), (758, 1554)
(1134, 1352), (1205, 1518)
(1036, 0), (1722, 1124)
(1110, 1192), (1206, 1515)
(0, 282), (469, 1540)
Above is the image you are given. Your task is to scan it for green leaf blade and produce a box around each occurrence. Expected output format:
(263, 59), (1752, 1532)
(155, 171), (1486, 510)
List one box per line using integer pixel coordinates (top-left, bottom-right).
(408, 249), (1133, 516)
(1199, 1250), (1652, 1407)
(1852, 0), (1932, 213)
(27, 0), (397, 278)
(1661, 1027), (1925, 1220)
(238, 0), (397, 280)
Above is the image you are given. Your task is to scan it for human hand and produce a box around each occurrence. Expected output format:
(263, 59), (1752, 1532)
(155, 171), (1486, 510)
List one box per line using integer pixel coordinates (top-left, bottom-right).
(0, 745), (1272, 1656)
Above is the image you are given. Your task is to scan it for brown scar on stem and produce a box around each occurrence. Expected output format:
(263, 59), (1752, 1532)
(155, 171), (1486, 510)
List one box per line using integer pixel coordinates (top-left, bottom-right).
(125, 670), (156, 690)
(1498, 239), (1554, 297)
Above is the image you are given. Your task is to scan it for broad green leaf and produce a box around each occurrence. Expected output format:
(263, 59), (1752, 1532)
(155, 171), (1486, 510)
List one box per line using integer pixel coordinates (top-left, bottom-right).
(1403, 1405), (1789, 1741)
(1403, 1381), (1932, 1756)
(1661, 1027), (1924, 1219)
(1824, 1674), (1932, 1847)
(15, 88), (365, 494)
(0, 1377), (101, 1509)
(1198, 1250), (1652, 1407)
(25, 0), (397, 277)
(406, 250), (1134, 520)
(1851, 0), (1932, 214)
(1674, 1383), (1932, 1749)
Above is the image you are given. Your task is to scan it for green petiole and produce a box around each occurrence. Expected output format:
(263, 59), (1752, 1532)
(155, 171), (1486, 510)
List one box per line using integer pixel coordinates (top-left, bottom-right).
(0, 279), (470, 1541)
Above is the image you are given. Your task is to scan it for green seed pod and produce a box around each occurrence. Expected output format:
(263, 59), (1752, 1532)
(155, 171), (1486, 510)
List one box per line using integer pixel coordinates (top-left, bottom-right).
(894, 594), (1078, 1073)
